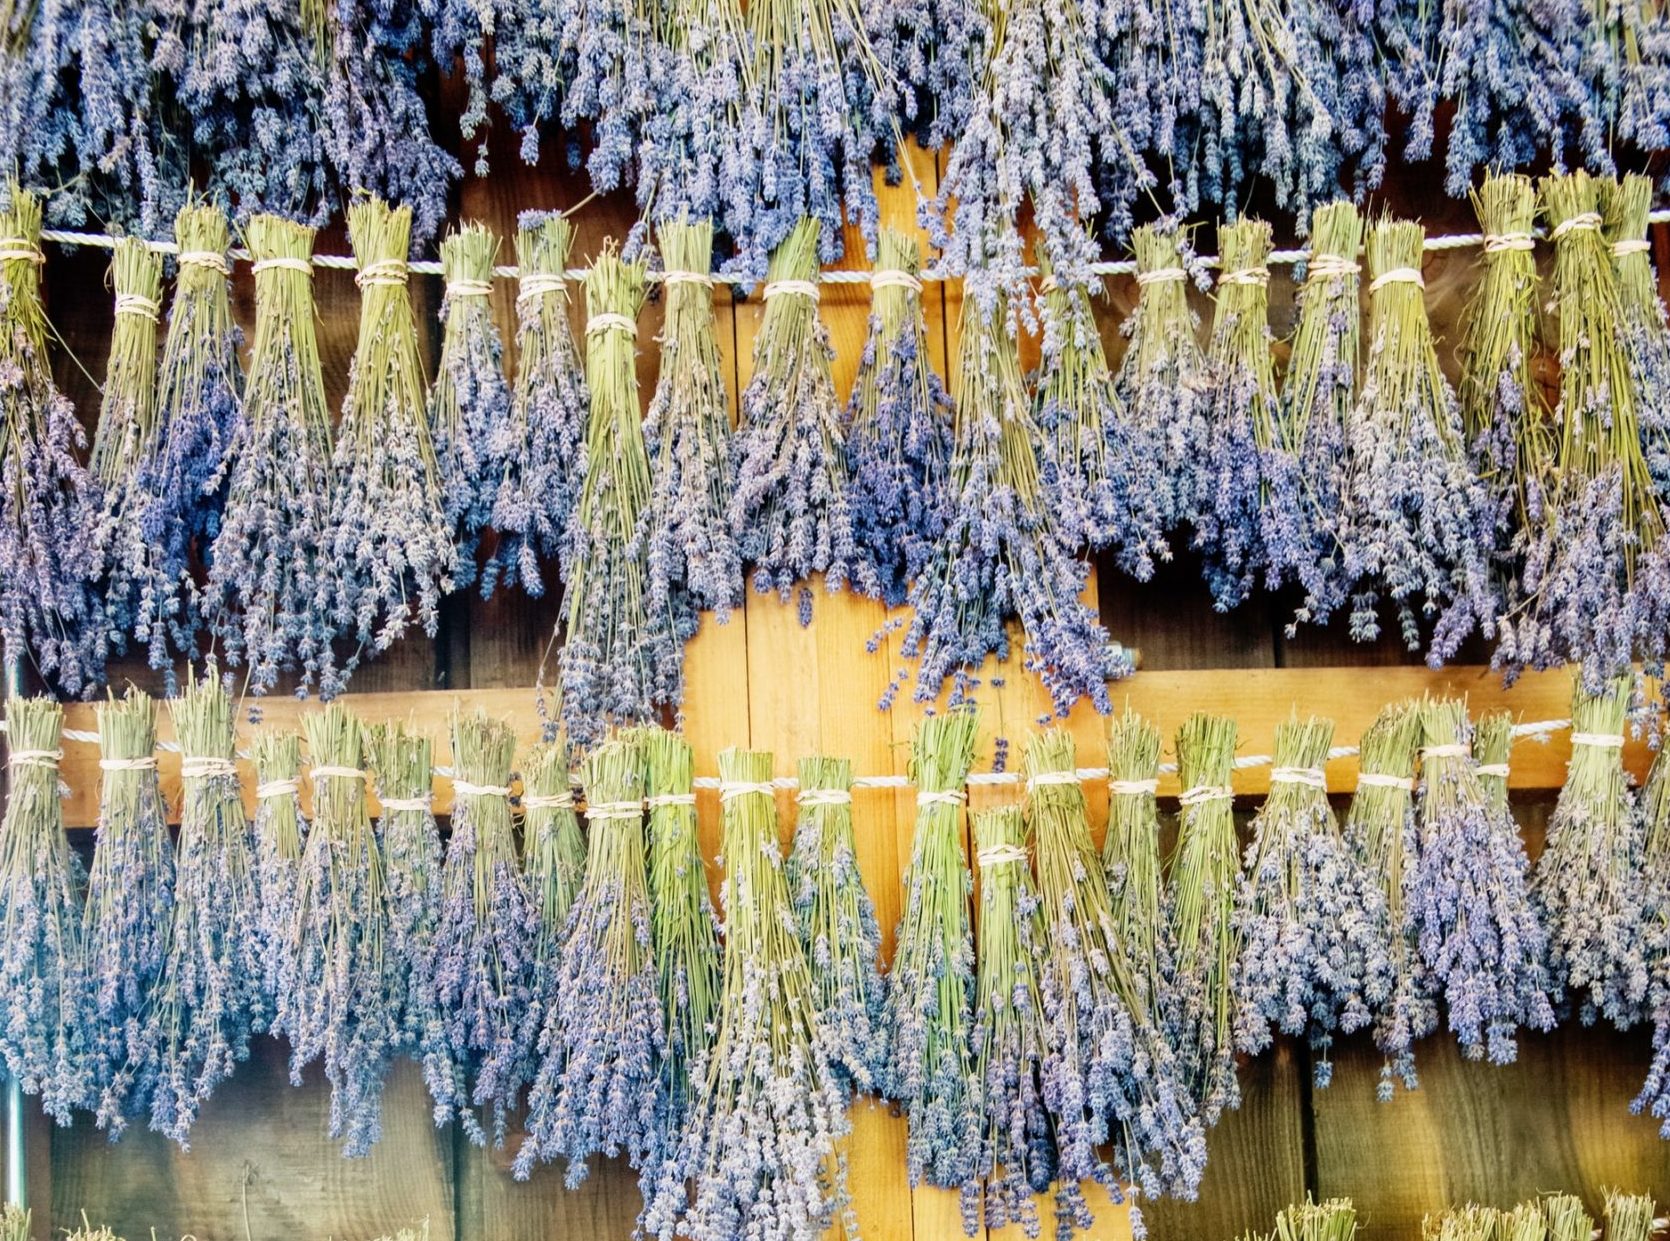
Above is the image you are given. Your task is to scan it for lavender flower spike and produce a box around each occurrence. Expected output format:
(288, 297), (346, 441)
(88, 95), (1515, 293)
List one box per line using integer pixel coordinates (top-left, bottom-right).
(1631, 740), (1670, 1132)
(521, 738), (586, 999)
(250, 731), (306, 1039)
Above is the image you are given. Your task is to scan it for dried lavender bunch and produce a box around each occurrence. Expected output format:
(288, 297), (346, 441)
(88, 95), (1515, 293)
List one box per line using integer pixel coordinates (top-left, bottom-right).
(151, 672), (266, 1145)
(292, 703), (400, 1156)
(1093, 0), (1204, 221)
(888, 0), (985, 149)
(1543, 1194), (1594, 1241)
(0, 695), (89, 1123)
(645, 216), (742, 621)
(642, 749), (853, 1241)
(1275, 203), (1362, 633)
(1342, 218), (1496, 662)
(206, 215), (339, 697)
(730, 219), (867, 608)
(522, 738), (584, 994)
(1424, 1205), (1502, 1241)
(1606, 174), (1670, 502)
(486, 213), (586, 599)
(1232, 715), (1392, 1087)
(902, 286), (1127, 715)
(644, 728), (720, 1124)
(1474, 713), (1513, 816)
(430, 222), (510, 593)
(91, 237), (165, 661)
(968, 805), (1055, 1239)
(1276, 1196), (1362, 1241)
(787, 755), (885, 1095)
(367, 722), (444, 1082)
(1590, 0), (1670, 151)
(847, 227), (953, 607)
(0, 187), (105, 696)
(85, 689), (173, 1135)
(551, 0), (663, 204)
(1026, 729), (1206, 1225)
(1113, 226), (1209, 534)
(1634, 742), (1670, 1132)
(560, 249), (687, 747)
(250, 731), (305, 1035)
(882, 707), (981, 1193)
(517, 736), (665, 1184)
(1502, 1203), (1550, 1241)
(1343, 703), (1434, 1098)
(431, 712), (540, 1147)
(1194, 220), (1284, 609)
(1411, 698), (1555, 1063)
(425, 0), (564, 174)
(1605, 1190), (1658, 1241)
(1506, 171), (1670, 688)
(1534, 678), (1649, 1028)
(1035, 247), (1169, 581)
(1167, 712), (1241, 1122)
(1103, 708), (1174, 1018)
(332, 196), (454, 659)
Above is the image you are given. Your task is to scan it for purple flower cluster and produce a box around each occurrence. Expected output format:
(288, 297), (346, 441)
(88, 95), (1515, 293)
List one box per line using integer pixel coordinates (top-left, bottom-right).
(424, 0), (565, 174)
(1103, 709), (1174, 1019)
(521, 739), (586, 997)
(1631, 744), (1670, 1133)
(251, 731), (306, 1037)
(887, 0), (986, 149)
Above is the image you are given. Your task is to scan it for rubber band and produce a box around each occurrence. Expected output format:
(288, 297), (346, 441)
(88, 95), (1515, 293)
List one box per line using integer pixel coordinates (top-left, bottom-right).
(379, 794), (434, 812)
(517, 274), (566, 302)
(355, 259), (409, 289)
(0, 241), (44, 264)
(8, 748), (62, 768)
(647, 792), (698, 808)
(1484, 233), (1535, 253)
(1614, 238), (1653, 257)
(447, 279), (494, 298)
(1026, 770), (1080, 792)
(178, 250), (231, 274)
(662, 271), (715, 289)
(1474, 763), (1510, 778)
(1420, 744), (1470, 759)
(587, 800), (644, 820)
(115, 293), (161, 321)
(1306, 255), (1361, 280)
(1356, 772), (1415, 792)
(310, 764), (366, 781)
(1571, 732), (1625, 749)
(1136, 267), (1187, 286)
(1218, 267), (1270, 286)
(720, 781), (776, 802)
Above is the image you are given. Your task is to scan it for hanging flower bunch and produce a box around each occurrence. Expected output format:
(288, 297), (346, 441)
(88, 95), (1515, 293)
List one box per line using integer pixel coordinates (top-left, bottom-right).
(730, 219), (867, 613)
(1411, 698), (1555, 1064)
(1103, 708), (1173, 1018)
(486, 212), (586, 599)
(902, 284), (1126, 715)
(85, 689), (173, 1135)
(1534, 677), (1649, 1028)
(643, 749), (853, 1241)
(431, 711), (540, 1147)
(250, 731), (306, 1033)
(1635, 742), (1670, 1133)
(425, 0), (565, 174)
(888, 0), (985, 149)
(0, 695), (89, 1123)
(206, 214), (339, 697)
(1231, 714), (1392, 1086)
(332, 195), (454, 660)
(521, 738), (586, 995)
(966, 804), (1054, 1238)
(1589, 0), (1670, 151)
(551, 0), (662, 206)
(643, 727), (721, 1125)
(0, 185), (105, 696)
(151, 672), (267, 1145)
(1544, 1195), (1594, 1241)
(1342, 217), (1496, 662)
(1034, 247), (1168, 581)
(1342, 702), (1433, 1098)
(1473, 710), (1514, 813)
(292, 703), (400, 1156)
(1606, 174), (1670, 501)
(560, 247), (688, 747)
(429, 222), (511, 593)
(644, 215), (743, 622)
(1605, 1191), (1659, 1241)
(882, 707), (981, 1194)
(518, 736), (665, 1185)
(846, 227), (953, 608)
(1026, 729), (1206, 1226)
(1167, 712), (1241, 1123)
(787, 755), (886, 1095)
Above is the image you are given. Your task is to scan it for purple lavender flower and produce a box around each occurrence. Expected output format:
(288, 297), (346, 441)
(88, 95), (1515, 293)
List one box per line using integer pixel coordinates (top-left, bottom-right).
(251, 731), (306, 1037)
(424, 0), (565, 174)
(521, 739), (586, 998)
(1630, 742), (1670, 1133)
(887, 0), (986, 149)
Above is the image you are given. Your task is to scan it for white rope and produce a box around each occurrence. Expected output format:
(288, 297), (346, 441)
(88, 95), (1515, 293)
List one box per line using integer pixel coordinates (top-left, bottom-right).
(379, 795), (434, 812)
(720, 781), (777, 802)
(1355, 772), (1415, 792)
(522, 792), (576, 811)
(586, 312), (637, 337)
(98, 756), (157, 771)
(797, 788), (853, 807)
(647, 792), (698, 808)
(182, 757), (239, 779)
(763, 279), (820, 302)
(256, 779), (300, 800)
(1109, 778), (1159, 795)
(452, 778), (511, 797)
(1368, 266), (1425, 293)
(586, 800), (643, 821)
(310, 764), (365, 781)
(976, 843), (1029, 868)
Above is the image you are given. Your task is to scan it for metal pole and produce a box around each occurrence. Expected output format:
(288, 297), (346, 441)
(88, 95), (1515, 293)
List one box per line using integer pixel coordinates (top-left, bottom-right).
(3, 646), (25, 1212)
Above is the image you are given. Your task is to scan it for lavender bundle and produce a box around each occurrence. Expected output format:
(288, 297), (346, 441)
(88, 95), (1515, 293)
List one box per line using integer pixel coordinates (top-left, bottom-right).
(1167, 712), (1241, 1122)
(1476, 712), (1514, 809)
(1634, 743), (1670, 1132)
(1605, 1191), (1658, 1241)
(1518, 171), (1670, 687)
(644, 728), (720, 1123)
(1194, 220), (1284, 608)
(332, 197), (453, 658)
(1026, 729), (1205, 1225)
(888, 0), (985, 149)
(1103, 708), (1174, 1017)
(1503, 1203), (1550, 1241)
(1591, 0), (1670, 152)
(1425, 1206), (1503, 1241)
(521, 739), (585, 992)
(367, 723), (444, 1081)
(85, 689), (173, 1135)
(0, 186), (105, 695)
(787, 755), (885, 1094)
(1343, 703), (1434, 1097)
(250, 731), (305, 1034)
(292, 703), (399, 1156)
(730, 219), (867, 611)
(1544, 1195), (1594, 1241)
(642, 749), (852, 1241)
(902, 287), (1126, 715)
(207, 215), (339, 697)
(550, 0), (663, 202)
(431, 712), (540, 1147)
(1231, 715), (1392, 1086)
(517, 736), (664, 1184)
(486, 213), (586, 599)
(0, 696), (89, 1122)
(1411, 698), (1554, 1063)
(1534, 679), (1649, 1028)
(560, 249), (687, 747)
(426, 0), (564, 173)
(881, 707), (981, 1192)
(846, 227), (953, 607)
(429, 223), (511, 592)
(1035, 248), (1169, 581)
(1113, 226), (1209, 534)
(644, 216), (742, 621)
(967, 805), (1055, 1239)
(151, 673), (266, 1145)
(1275, 203), (1362, 631)
(1606, 174), (1670, 500)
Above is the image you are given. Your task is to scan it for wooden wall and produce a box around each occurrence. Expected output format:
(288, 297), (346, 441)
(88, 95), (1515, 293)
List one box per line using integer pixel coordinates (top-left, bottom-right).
(6, 105), (1670, 1240)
